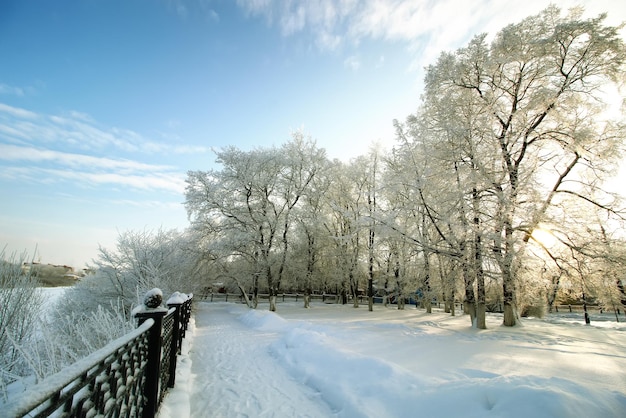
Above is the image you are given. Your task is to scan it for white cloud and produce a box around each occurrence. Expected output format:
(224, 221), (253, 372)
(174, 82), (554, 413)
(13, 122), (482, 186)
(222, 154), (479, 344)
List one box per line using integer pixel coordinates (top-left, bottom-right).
(67, 110), (95, 123)
(0, 103), (38, 119)
(52, 170), (186, 194)
(0, 144), (172, 171)
(0, 103), (207, 195)
(0, 144), (186, 193)
(236, 0), (626, 69)
(0, 83), (25, 97)
(0, 102), (209, 155)
(344, 55), (361, 71)
(315, 30), (342, 51)
(208, 9), (220, 22)
(167, 0), (188, 18)
(280, 3), (306, 35)
(237, 0), (274, 17)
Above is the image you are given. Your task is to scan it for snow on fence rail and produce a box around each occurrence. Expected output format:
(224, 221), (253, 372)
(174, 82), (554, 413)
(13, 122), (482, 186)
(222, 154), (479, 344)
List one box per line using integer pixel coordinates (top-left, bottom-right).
(4, 289), (193, 418)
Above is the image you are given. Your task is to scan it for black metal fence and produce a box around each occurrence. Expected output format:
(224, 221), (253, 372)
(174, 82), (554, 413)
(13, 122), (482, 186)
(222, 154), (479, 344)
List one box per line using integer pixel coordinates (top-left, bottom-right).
(4, 290), (193, 418)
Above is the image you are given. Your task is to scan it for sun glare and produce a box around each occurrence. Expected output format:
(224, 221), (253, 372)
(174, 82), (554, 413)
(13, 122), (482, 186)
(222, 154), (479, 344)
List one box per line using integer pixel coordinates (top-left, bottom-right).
(531, 226), (558, 249)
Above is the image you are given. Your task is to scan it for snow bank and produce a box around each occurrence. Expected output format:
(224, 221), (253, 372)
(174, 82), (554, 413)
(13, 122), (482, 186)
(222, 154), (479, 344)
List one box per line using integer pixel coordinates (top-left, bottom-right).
(237, 306), (626, 418)
(270, 326), (425, 417)
(269, 327), (626, 417)
(237, 308), (288, 331)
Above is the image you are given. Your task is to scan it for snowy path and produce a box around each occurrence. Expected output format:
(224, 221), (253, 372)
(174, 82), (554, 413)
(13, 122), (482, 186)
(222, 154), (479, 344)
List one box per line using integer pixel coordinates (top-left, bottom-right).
(159, 301), (626, 418)
(185, 303), (332, 418)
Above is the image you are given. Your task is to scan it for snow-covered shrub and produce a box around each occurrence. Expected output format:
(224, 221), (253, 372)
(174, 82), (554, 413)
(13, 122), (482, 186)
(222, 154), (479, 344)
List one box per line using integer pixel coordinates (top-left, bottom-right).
(2, 229), (202, 398)
(90, 228), (203, 311)
(3, 299), (135, 395)
(0, 250), (43, 400)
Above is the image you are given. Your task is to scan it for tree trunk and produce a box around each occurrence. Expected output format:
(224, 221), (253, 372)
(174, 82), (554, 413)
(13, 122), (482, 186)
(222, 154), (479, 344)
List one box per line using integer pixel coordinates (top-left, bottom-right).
(368, 227), (375, 312)
(502, 218), (518, 327)
(617, 279), (626, 312)
(423, 251), (432, 313)
(502, 301), (517, 326)
(304, 231), (315, 309)
(582, 289), (591, 325)
(252, 274), (259, 309)
(473, 187), (486, 329)
(476, 303), (486, 329)
(438, 258), (449, 314)
(350, 271), (359, 308)
(394, 258), (404, 310)
(463, 263), (476, 326)
(548, 275), (561, 313)
(269, 294), (277, 312)
(502, 291), (516, 327)
(448, 268), (456, 317)
(465, 300), (477, 327)
(238, 284), (252, 308)
(424, 296), (432, 313)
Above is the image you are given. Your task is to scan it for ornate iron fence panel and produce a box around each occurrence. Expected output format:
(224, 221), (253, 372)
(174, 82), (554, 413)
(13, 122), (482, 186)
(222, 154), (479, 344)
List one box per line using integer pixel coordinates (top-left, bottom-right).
(4, 291), (194, 418)
(4, 319), (153, 418)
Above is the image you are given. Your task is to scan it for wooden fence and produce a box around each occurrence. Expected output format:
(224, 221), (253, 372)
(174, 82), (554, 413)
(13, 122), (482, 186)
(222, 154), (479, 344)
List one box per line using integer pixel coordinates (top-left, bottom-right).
(4, 290), (193, 418)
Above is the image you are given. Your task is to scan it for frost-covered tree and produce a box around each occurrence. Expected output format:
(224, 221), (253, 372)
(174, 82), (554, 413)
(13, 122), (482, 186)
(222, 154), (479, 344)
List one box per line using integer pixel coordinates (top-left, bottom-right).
(86, 228), (200, 311)
(290, 155), (334, 308)
(323, 158), (374, 307)
(388, 122), (480, 321)
(402, 6), (625, 326)
(186, 133), (327, 311)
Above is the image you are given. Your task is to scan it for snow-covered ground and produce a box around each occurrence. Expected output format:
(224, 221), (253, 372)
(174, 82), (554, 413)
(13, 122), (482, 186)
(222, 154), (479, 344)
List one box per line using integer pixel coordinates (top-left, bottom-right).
(159, 301), (626, 418)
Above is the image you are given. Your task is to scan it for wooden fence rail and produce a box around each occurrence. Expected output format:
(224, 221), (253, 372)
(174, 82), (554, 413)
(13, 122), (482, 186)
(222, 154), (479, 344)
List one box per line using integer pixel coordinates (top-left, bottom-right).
(4, 289), (193, 418)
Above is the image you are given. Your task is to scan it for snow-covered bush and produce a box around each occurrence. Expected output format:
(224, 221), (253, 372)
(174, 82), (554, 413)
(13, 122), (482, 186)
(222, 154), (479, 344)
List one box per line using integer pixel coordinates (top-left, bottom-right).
(2, 228), (202, 399)
(89, 228), (203, 311)
(0, 250), (44, 400)
(7, 300), (135, 389)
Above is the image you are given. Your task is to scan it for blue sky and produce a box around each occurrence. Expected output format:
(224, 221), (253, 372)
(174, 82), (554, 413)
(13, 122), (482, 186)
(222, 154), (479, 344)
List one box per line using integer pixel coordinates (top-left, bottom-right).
(1, 0), (624, 269)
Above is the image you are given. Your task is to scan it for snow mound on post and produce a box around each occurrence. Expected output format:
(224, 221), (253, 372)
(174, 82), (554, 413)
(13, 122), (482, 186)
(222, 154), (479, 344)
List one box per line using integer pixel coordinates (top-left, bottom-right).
(167, 291), (186, 305)
(143, 287), (163, 308)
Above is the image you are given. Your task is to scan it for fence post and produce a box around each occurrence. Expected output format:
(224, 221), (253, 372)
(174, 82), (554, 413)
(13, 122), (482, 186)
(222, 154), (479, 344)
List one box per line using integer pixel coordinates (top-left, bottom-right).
(134, 289), (168, 418)
(180, 294), (193, 339)
(166, 293), (185, 388)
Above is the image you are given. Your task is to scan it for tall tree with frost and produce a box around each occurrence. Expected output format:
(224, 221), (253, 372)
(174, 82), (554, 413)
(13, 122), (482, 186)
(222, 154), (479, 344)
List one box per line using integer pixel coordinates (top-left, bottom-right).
(294, 154), (333, 308)
(186, 146), (282, 308)
(186, 134), (325, 311)
(323, 158), (370, 307)
(365, 148), (381, 311)
(390, 121), (480, 322)
(274, 135), (326, 310)
(421, 6), (625, 326)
